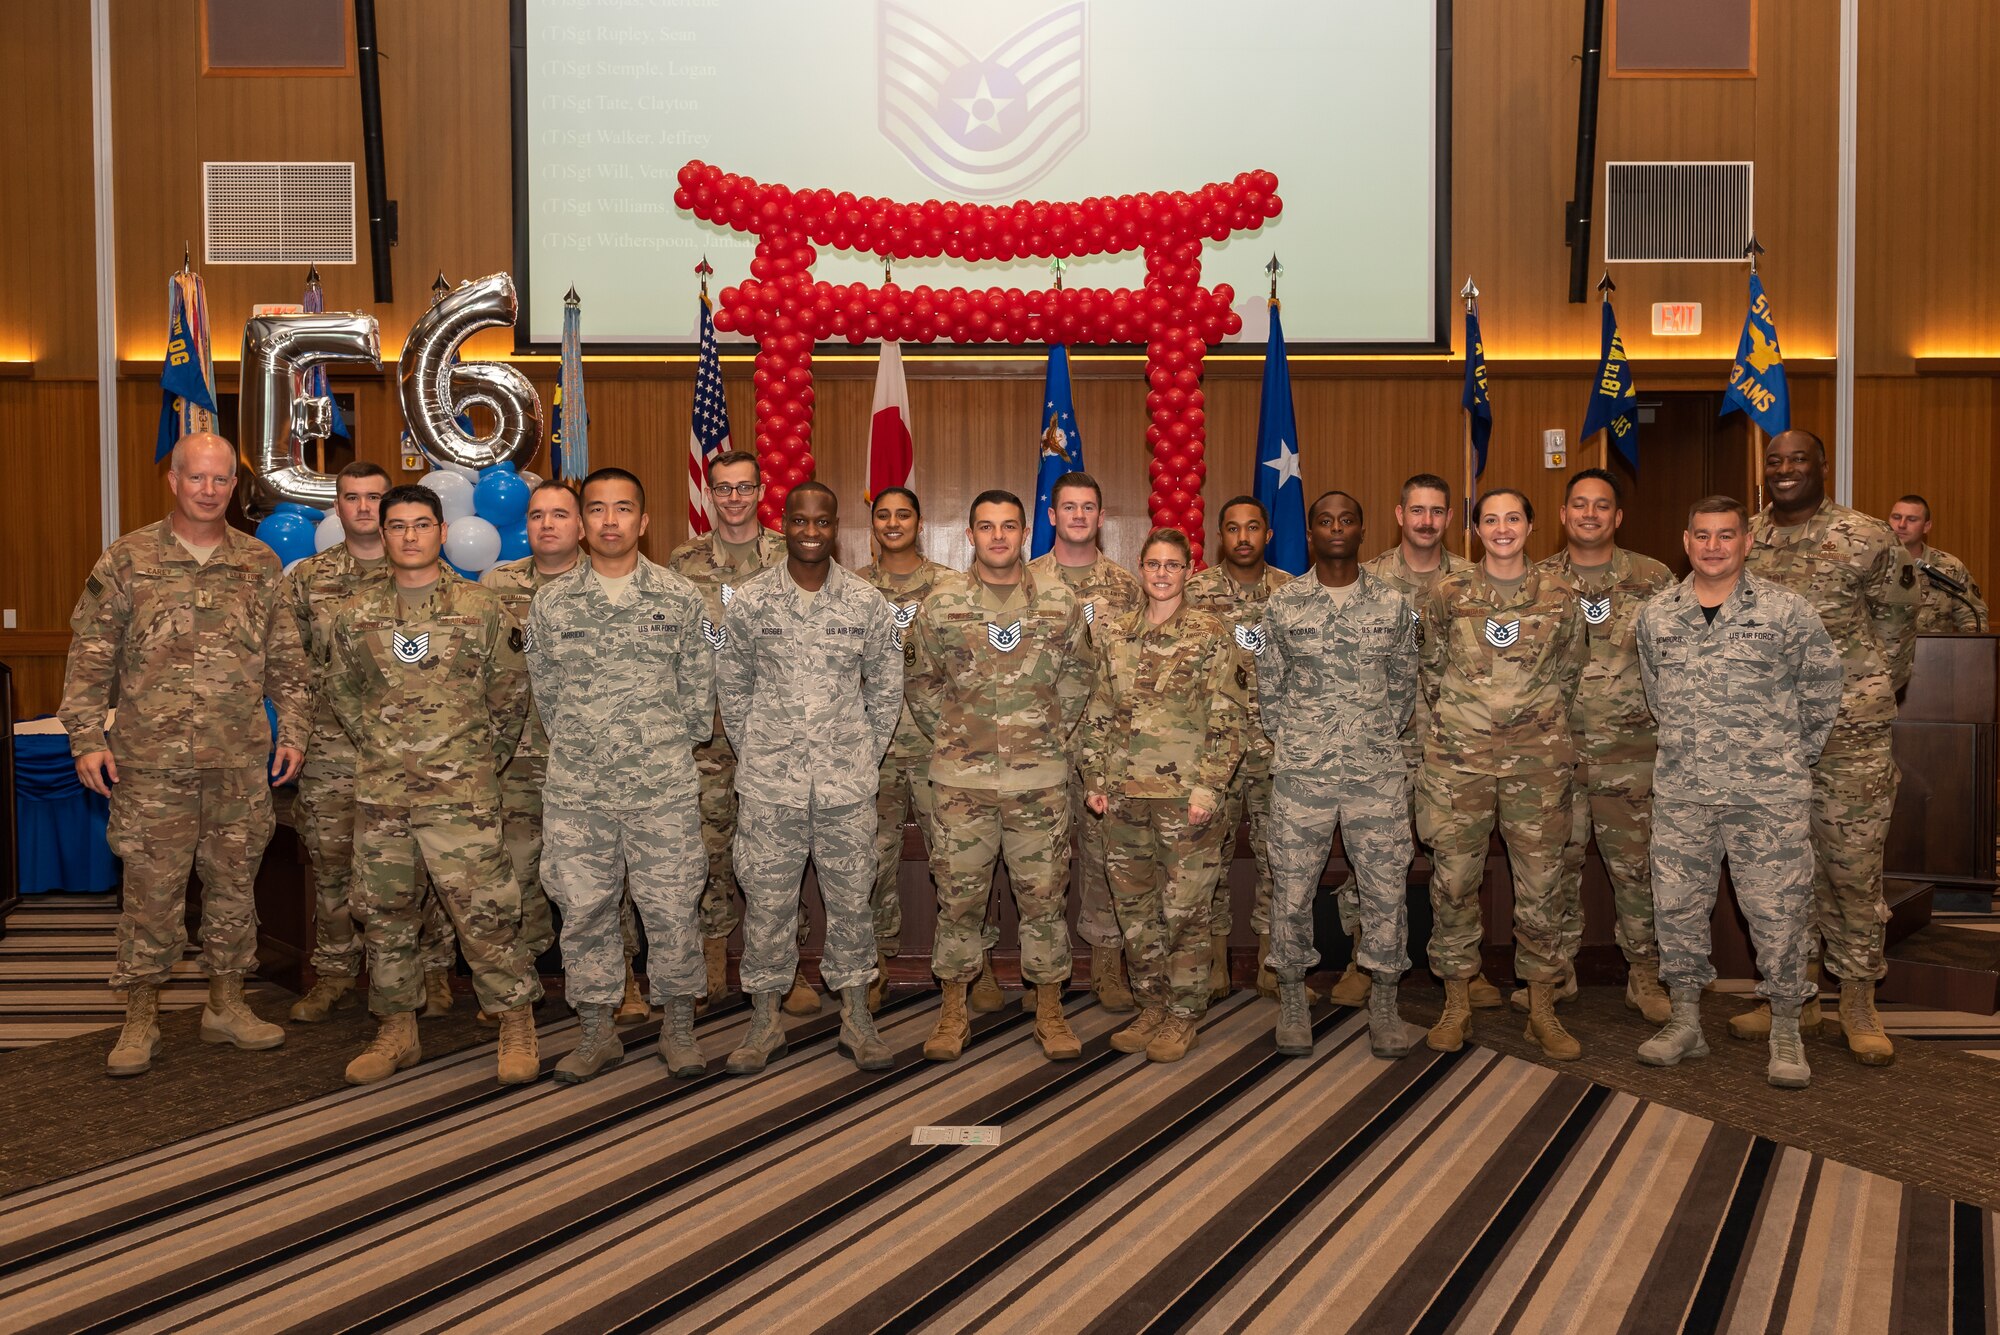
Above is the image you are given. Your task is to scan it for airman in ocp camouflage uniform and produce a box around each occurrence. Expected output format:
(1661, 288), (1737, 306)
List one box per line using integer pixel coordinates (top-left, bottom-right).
(858, 548), (951, 1008)
(1742, 430), (1917, 1065)
(1184, 553), (1290, 1001)
(1636, 521), (1842, 1089)
(1079, 571), (1248, 1063)
(528, 534), (712, 1084)
(63, 436), (311, 1077)
(285, 532), (461, 1022)
(1028, 540), (1144, 1011)
(481, 556), (568, 968)
(327, 505), (543, 1088)
(1886, 495), (1988, 634)
(1259, 492), (1423, 1060)
(1538, 533), (1676, 1022)
(907, 493), (1100, 1063)
(1418, 490), (1588, 1060)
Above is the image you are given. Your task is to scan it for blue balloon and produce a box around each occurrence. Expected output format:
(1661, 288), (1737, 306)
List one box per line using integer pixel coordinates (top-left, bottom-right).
(473, 468), (531, 527)
(498, 522), (531, 563)
(478, 462), (518, 480)
(255, 512), (316, 566)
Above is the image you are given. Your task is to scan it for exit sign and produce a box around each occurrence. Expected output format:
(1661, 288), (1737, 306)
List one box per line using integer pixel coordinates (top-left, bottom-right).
(1652, 302), (1703, 336)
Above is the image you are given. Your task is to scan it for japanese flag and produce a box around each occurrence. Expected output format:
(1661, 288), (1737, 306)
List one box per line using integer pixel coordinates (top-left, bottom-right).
(867, 342), (915, 500)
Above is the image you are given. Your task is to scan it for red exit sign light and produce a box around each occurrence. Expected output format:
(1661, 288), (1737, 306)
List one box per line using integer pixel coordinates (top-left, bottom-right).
(1651, 302), (1703, 336)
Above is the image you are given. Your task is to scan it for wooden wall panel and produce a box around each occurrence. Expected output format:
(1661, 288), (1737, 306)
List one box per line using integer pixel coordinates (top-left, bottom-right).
(0, 0), (97, 375)
(1853, 375), (2000, 585)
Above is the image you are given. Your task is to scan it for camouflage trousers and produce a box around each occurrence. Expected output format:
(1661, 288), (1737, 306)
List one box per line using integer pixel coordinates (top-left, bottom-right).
(1070, 775), (1121, 950)
(1554, 760), (1658, 967)
(1268, 773), (1413, 983)
(872, 752), (937, 956)
(1102, 796), (1229, 1015)
(499, 752), (558, 961)
(930, 782), (1074, 986)
(695, 726), (807, 949)
(735, 793), (877, 995)
(543, 797), (704, 1006)
(107, 764), (273, 989)
(1652, 798), (1816, 1003)
(351, 802), (543, 1017)
(1211, 756), (1274, 938)
(1809, 724), (1899, 983)
(1417, 762), (1573, 984)
(296, 761), (457, 978)
(1332, 751), (1423, 939)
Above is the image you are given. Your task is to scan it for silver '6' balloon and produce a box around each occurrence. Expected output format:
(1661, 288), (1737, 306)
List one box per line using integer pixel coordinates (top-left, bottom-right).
(237, 311), (382, 515)
(397, 272), (543, 472)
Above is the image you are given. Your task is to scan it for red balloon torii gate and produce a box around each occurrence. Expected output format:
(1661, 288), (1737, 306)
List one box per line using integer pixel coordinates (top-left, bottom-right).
(672, 161), (1282, 562)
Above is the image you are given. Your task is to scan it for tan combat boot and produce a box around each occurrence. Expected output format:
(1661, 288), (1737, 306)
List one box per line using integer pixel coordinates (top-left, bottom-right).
(659, 997), (706, 1077)
(699, 935), (729, 1012)
(1637, 987), (1708, 1067)
(554, 1002), (625, 1084)
(924, 979), (971, 1061)
(1428, 979), (1474, 1052)
(782, 965), (822, 1016)
(421, 969), (455, 1018)
(1729, 996), (1823, 1040)
(107, 984), (161, 1077)
(839, 986), (893, 1071)
(1092, 943), (1137, 1014)
(968, 951), (1006, 1012)
(1208, 932), (1233, 1003)
(1326, 932), (1371, 1008)
(1836, 980), (1895, 1066)
(1524, 981), (1582, 1061)
(1274, 980), (1312, 1057)
(1146, 1011), (1198, 1063)
(1034, 981), (1082, 1060)
(201, 974), (286, 1050)
(1625, 960), (1672, 1024)
(1111, 1004), (1169, 1054)
(495, 1004), (541, 1085)
(1366, 975), (1424, 1059)
(614, 967), (652, 1025)
(866, 948), (894, 1013)
(1768, 1003), (1812, 1089)
(726, 992), (788, 1075)
(1467, 973), (1504, 1008)
(289, 973), (359, 1023)
(1510, 971), (1577, 1013)
(1255, 932), (1281, 999)
(345, 1011), (421, 1085)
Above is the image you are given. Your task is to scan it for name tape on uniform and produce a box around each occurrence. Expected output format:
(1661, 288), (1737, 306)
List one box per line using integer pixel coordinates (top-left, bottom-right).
(911, 1124), (1004, 1147)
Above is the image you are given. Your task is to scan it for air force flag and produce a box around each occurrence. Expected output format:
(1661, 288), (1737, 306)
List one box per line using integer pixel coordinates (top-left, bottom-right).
(1722, 272), (1791, 437)
(1581, 297), (1638, 472)
(1254, 305), (1308, 576)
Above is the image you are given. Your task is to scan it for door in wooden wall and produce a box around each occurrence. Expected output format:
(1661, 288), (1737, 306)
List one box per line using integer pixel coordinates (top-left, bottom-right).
(1605, 391), (1752, 576)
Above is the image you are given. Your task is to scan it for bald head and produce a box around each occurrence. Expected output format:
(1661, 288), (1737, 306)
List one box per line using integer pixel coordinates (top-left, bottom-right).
(170, 432), (238, 477)
(166, 431), (240, 528)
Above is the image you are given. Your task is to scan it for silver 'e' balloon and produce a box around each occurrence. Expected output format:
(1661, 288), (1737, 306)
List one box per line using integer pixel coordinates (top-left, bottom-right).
(397, 272), (544, 472)
(237, 311), (382, 514)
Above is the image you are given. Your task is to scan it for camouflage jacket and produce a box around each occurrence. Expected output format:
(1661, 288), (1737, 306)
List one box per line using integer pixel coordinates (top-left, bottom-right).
(717, 562), (903, 808)
(62, 518), (309, 766)
(526, 555), (712, 809)
(1078, 603), (1249, 810)
(326, 567), (527, 807)
(1027, 549), (1143, 647)
(282, 542), (394, 770)
(1747, 501), (1916, 731)
(905, 565), (1100, 792)
(1536, 546), (1675, 767)
(1913, 544), (1987, 634)
(1185, 563), (1292, 769)
(483, 554), (584, 761)
(1420, 564), (1588, 774)
(858, 556), (953, 763)
(1258, 571), (1418, 781)
(1363, 544), (1473, 764)
(1637, 572), (1843, 805)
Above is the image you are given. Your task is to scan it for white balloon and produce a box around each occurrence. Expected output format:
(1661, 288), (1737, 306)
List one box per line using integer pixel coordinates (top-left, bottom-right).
(419, 469), (476, 520)
(283, 556), (308, 574)
(440, 460), (483, 482)
(518, 468), (544, 489)
(444, 514), (502, 571)
(314, 512), (346, 553)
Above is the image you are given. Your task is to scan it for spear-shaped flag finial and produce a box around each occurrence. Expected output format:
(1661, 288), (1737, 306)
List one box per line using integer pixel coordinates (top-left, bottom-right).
(305, 261), (322, 290)
(883, 254), (893, 284)
(180, 242), (192, 274)
(1266, 253), (1283, 304)
(431, 270), (450, 305)
(1460, 274), (1479, 310)
(695, 255), (713, 298)
(1597, 271), (1617, 298)
(1743, 234), (1765, 274)
(563, 283), (580, 307)
(1050, 256), (1068, 291)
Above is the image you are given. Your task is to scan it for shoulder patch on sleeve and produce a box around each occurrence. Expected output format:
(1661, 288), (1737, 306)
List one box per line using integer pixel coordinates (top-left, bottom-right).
(1900, 565), (1916, 588)
(85, 574), (104, 599)
(509, 626), (524, 653)
(1235, 663), (1249, 691)
(904, 639), (917, 667)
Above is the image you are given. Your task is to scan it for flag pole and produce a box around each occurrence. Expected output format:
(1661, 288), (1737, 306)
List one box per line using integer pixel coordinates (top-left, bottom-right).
(1744, 236), (1767, 511)
(1595, 272), (1616, 474)
(1460, 276), (1478, 558)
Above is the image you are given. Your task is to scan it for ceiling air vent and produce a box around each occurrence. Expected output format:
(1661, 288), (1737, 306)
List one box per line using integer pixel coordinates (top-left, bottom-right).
(1604, 161), (1752, 263)
(202, 161), (356, 265)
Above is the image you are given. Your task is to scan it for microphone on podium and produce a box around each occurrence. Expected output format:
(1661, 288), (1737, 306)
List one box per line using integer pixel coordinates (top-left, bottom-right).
(1918, 560), (1968, 594)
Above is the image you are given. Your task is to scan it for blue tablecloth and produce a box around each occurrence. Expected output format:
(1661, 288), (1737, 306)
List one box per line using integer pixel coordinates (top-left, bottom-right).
(15, 728), (118, 894)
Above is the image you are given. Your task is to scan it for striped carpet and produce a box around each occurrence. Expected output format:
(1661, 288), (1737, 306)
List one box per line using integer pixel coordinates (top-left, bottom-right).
(2, 992), (1994, 1334)
(0, 895), (231, 1051)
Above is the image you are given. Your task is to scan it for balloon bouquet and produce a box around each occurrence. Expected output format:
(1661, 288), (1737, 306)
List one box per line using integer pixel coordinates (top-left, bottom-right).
(236, 273), (545, 579)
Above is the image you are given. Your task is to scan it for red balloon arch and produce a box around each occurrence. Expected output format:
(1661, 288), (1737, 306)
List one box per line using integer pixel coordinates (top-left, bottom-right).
(672, 161), (1283, 562)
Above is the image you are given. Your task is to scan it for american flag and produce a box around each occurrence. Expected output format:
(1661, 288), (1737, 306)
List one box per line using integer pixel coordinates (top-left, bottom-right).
(688, 293), (731, 536)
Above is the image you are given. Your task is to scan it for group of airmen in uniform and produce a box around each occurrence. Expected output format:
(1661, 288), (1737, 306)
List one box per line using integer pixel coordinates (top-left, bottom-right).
(62, 424), (1975, 1093)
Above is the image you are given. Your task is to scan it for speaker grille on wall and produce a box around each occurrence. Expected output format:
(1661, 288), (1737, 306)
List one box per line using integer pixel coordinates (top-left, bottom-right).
(203, 162), (357, 265)
(1604, 162), (1752, 263)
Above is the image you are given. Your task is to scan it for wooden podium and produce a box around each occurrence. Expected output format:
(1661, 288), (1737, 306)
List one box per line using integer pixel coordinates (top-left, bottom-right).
(1887, 633), (1999, 901)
